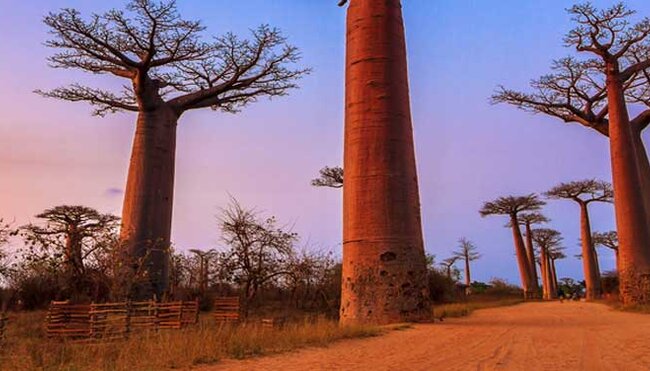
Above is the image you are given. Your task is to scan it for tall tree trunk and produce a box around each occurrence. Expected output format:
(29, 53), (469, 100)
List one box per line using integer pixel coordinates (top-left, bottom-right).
(606, 70), (650, 305)
(340, 0), (430, 325)
(579, 202), (602, 300)
(540, 246), (550, 299)
(550, 258), (558, 296)
(632, 129), (650, 235)
(510, 218), (534, 299)
(524, 222), (540, 296)
(120, 105), (178, 300)
(464, 257), (471, 287)
(65, 231), (84, 297)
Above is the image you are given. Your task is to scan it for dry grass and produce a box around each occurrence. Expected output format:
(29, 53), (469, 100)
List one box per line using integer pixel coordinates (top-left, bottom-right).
(433, 298), (524, 319)
(0, 312), (380, 370)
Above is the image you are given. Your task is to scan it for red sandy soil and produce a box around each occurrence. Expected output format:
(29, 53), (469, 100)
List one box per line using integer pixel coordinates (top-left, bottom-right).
(206, 302), (650, 370)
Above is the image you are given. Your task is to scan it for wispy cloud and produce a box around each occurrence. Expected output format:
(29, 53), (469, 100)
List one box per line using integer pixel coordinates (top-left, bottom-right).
(105, 187), (124, 197)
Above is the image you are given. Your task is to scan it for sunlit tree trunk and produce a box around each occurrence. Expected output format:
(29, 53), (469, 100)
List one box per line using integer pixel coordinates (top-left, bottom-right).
(540, 247), (551, 299)
(120, 99), (178, 300)
(550, 258), (558, 296)
(606, 68), (650, 305)
(579, 202), (602, 300)
(510, 217), (534, 299)
(523, 222), (540, 296)
(340, 0), (430, 325)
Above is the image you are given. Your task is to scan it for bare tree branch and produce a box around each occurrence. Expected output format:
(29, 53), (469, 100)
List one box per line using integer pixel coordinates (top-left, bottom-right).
(36, 84), (138, 116)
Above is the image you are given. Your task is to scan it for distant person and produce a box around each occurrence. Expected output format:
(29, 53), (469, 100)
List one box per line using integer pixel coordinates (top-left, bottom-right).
(558, 290), (565, 303)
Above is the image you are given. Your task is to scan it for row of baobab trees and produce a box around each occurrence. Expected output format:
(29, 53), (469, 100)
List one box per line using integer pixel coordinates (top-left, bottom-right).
(480, 180), (617, 301)
(29, 0), (650, 311)
(491, 3), (650, 305)
(314, 2), (650, 308)
(311, 167), (617, 300)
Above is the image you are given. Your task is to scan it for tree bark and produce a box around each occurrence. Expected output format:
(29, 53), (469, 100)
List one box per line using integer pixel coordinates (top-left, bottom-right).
(632, 129), (650, 235)
(550, 258), (558, 296)
(464, 257), (471, 287)
(579, 202), (602, 300)
(510, 217), (534, 299)
(606, 69), (650, 305)
(524, 222), (540, 296)
(120, 104), (178, 300)
(340, 0), (430, 325)
(540, 247), (550, 299)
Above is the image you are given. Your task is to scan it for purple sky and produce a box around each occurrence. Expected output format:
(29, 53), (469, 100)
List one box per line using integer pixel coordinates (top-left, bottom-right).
(2, 0), (649, 284)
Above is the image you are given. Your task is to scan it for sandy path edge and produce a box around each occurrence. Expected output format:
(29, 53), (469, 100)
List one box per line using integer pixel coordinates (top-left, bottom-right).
(202, 302), (650, 371)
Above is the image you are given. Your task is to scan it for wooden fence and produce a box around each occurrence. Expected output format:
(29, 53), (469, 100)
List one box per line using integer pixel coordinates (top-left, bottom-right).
(46, 301), (91, 339)
(45, 299), (199, 341)
(213, 297), (240, 324)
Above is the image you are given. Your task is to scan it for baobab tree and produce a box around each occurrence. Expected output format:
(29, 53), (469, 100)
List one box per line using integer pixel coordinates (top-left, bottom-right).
(454, 238), (481, 291)
(480, 194), (545, 298)
(493, 58), (650, 232)
(516, 213), (550, 294)
(440, 257), (459, 279)
(311, 166), (343, 188)
(188, 248), (217, 297)
(494, 3), (650, 304)
(37, 0), (308, 299)
(339, 0), (430, 324)
(19, 206), (119, 299)
(549, 247), (567, 294)
(545, 180), (613, 299)
(593, 230), (620, 268)
(531, 228), (563, 300)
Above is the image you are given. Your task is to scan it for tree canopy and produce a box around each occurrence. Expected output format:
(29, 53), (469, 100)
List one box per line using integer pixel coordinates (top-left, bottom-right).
(311, 166), (344, 188)
(37, 0), (309, 116)
(479, 194), (545, 218)
(545, 179), (613, 204)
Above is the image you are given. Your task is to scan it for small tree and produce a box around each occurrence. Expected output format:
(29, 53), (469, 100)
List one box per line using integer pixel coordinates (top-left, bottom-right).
(531, 228), (563, 300)
(480, 194), (545, 298)
(545, 180), (612, 300)
(19, 206), (119, 300)
(440, 256), (459, 279)
(188, 248), (217, 297)
(218, 199), (297, 315)
(311, 166), (343, 188)
(453, 238), (481, 290)
(38, 0), (309, 299)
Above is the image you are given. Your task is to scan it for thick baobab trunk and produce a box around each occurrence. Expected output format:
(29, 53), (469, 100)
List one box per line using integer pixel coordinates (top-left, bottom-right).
(523, 222), (540, 295)
(464, 257), (471, 287)
(632, 130), (650, 234)
(65, 231), (85, 296)
(540, 247), (550, 299)
(579, 203), (602, 300)
(340, 0), (430, 325)
(509, 218), (534, 299)
(606, 71), (650, 305)
(120, 105), (178, 300)
(550, 258), (558, 295)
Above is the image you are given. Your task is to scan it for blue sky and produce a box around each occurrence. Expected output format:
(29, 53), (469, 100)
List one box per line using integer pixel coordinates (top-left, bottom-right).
(2, 0), (650, 285)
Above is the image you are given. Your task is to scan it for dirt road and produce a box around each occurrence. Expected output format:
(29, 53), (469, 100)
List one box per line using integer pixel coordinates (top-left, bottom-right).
(208, 302), (650, 371)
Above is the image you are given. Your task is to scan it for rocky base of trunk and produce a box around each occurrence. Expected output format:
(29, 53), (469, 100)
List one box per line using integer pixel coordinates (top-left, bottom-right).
(620, 268), (650, 305)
